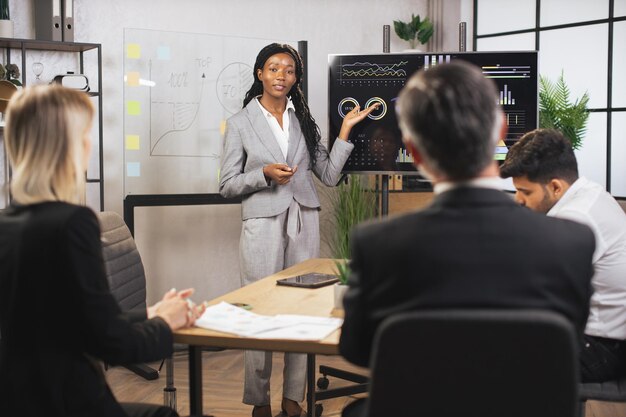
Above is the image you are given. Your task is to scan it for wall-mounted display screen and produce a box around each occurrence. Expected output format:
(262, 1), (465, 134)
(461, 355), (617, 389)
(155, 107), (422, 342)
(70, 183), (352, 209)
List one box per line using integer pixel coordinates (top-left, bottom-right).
(328, 51), (538, 174)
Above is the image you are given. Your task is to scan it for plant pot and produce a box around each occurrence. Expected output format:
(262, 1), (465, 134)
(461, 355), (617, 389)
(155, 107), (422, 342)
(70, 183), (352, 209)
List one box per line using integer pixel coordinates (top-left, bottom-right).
(0, 20), (13, 38)
(334, 283), (348, 309)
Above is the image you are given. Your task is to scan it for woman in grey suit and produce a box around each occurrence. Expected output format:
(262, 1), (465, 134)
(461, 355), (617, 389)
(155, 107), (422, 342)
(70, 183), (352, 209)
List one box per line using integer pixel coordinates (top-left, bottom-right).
(219, 43), (377, 417)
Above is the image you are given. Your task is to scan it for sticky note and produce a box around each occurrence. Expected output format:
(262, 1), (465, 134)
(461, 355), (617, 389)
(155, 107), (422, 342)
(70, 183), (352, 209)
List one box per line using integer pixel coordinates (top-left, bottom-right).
(157, 46), (171, 60)
(127, 44), (141, 59)
(220, 119), (227, 136)
(126, 135), (140, 150)
(127, 101), (141, 116)
(126, 72), (140, 87)
(127, 162), (141, 177)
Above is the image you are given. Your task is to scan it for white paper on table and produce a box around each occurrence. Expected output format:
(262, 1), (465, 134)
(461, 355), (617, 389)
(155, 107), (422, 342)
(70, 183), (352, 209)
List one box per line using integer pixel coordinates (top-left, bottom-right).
(195, 301), (278, 337)
(195, 301), (343, 340)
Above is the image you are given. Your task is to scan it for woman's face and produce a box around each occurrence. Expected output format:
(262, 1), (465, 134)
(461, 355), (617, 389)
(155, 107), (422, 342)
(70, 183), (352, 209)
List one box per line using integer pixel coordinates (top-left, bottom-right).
(257, 52), (297, 101)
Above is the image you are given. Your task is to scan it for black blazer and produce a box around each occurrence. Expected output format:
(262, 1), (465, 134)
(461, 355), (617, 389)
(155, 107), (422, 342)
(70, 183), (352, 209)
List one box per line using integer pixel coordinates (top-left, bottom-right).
(339, 187), (595, 367)
(0, 202), (173, 417)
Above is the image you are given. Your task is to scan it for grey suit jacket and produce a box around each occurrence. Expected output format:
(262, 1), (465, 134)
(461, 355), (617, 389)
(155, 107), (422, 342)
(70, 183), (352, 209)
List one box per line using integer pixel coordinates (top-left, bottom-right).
(220, 100), (354, 220)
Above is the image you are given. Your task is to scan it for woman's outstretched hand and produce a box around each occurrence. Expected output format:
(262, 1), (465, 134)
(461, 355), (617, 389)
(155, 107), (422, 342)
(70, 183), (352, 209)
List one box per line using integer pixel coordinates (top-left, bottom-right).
(337, 103), (381, 141)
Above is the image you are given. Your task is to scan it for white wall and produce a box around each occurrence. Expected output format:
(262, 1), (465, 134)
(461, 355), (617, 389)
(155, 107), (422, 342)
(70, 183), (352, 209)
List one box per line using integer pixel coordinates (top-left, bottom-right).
(433, 0), (474, 52)
(9, 0), (471, 303)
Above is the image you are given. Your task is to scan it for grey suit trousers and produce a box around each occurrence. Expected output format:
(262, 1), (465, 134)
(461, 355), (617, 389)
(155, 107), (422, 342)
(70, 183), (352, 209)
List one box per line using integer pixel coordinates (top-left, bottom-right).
(240, 199), (320, 405)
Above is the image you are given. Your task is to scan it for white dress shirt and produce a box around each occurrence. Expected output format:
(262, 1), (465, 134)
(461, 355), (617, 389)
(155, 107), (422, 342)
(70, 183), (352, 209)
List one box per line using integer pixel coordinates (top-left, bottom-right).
(548, 177), (626, 340)
(433, 176), (505, 194)
(256, 97), (295, 160)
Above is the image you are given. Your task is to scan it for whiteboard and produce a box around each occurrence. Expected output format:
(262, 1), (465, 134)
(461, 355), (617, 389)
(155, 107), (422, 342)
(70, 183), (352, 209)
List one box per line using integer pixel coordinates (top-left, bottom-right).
(123, 28), (295, 195)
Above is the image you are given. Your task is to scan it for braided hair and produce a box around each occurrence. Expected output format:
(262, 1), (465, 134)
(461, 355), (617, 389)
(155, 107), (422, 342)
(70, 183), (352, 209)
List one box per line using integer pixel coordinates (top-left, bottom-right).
(243, 43), (321, 168)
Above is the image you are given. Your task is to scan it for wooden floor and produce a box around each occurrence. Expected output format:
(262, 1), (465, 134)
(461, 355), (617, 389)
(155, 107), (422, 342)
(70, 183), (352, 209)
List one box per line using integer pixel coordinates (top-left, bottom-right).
(106, 349), (626, 417)
(106, 350), (365, 417)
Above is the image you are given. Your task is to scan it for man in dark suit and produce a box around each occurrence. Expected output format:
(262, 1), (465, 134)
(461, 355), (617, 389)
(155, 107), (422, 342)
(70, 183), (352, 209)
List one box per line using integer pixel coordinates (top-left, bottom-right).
(339, 61), (595, 375)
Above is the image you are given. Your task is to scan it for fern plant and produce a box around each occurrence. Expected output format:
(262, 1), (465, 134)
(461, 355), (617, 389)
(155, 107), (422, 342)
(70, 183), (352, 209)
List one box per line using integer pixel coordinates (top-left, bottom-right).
(539, 72), (590, 150)
(393, 14), (434, 49)
(329, 175), (376, 284)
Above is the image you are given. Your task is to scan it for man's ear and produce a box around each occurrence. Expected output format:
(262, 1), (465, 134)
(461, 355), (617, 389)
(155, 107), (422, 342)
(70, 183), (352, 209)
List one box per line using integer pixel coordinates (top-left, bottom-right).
(547, 178), (568, 199)
(497, 111), (509, 145)
(403, 139), (422, 167)
(405, 138), (440, 181)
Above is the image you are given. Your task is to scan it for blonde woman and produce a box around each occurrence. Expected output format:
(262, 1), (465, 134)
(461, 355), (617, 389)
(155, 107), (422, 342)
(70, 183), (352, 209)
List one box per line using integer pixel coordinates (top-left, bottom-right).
(0, 85), (204, 417)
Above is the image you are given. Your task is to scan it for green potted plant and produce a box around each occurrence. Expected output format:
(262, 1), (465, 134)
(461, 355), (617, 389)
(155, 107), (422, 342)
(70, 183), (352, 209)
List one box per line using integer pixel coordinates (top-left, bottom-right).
(0, 63), (22, 86)
(393, 13), (434, 51)
(539, 71), (590, 150)
(328, 175), (376, 308)
(0, 0), (12, 39)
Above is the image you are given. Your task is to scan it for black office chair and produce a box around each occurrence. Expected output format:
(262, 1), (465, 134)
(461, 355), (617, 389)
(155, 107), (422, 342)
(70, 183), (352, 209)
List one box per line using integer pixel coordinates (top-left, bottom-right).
(98, 211), (161, 381)
(579, 374), (626, 416)
(343, 309), (580, 417)
(99, 211), (148, 312)
(98, 211), (220, 411)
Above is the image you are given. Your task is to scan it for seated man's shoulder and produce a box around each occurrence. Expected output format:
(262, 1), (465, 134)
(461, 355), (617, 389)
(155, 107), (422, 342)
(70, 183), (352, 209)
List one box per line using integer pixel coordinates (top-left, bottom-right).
(506, 205), (595, 250)
(354, 211), (420, 238)
(540, 213), (596, 251)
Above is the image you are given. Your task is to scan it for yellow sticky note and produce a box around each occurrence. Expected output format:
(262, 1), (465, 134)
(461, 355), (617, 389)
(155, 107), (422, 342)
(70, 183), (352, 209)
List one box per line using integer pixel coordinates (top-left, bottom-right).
(126, 135), (140, 150)
(127, 44), (141, 59)
(127, 101), (141, 116)
(126, 72), (140, 87)
(220, 119), (227, 136)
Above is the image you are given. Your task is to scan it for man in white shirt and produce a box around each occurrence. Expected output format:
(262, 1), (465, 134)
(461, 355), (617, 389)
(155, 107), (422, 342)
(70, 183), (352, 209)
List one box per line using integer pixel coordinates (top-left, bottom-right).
(500, 128), (626, 382)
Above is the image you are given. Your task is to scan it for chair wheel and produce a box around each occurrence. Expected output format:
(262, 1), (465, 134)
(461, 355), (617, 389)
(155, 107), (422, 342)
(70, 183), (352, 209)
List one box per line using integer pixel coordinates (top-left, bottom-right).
(315, 403), (323, 417)
(316, 376), (329, 389)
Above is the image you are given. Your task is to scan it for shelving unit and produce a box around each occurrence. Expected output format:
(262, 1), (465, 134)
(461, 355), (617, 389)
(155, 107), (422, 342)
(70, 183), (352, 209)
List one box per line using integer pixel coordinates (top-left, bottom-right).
(0, 37), (103, 211)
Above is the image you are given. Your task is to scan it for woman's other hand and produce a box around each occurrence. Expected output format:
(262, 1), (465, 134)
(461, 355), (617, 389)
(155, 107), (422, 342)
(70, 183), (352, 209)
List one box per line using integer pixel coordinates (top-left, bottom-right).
(263, 163), (298, 185)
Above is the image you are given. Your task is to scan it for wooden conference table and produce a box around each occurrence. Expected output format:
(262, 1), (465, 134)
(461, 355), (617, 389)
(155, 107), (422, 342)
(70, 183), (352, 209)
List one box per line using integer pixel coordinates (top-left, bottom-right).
(173, 258), (344, 417)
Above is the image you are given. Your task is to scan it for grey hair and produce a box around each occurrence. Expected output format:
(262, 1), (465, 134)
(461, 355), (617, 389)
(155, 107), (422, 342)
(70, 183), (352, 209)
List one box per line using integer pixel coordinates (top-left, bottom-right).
(397, 60), (502, 180)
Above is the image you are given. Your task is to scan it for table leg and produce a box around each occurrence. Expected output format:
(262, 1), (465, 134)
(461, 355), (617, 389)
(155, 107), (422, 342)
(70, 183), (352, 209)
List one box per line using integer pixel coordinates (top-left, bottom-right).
(163, 357), (177, 410)
(189, 345), (203, 417)
(306, 353), (316, 417)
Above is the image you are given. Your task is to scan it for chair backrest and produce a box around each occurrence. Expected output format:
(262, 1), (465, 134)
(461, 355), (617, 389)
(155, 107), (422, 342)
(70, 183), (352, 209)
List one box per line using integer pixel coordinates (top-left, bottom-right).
(97, 211), (147, 311)
(366, 309), (580, 417)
